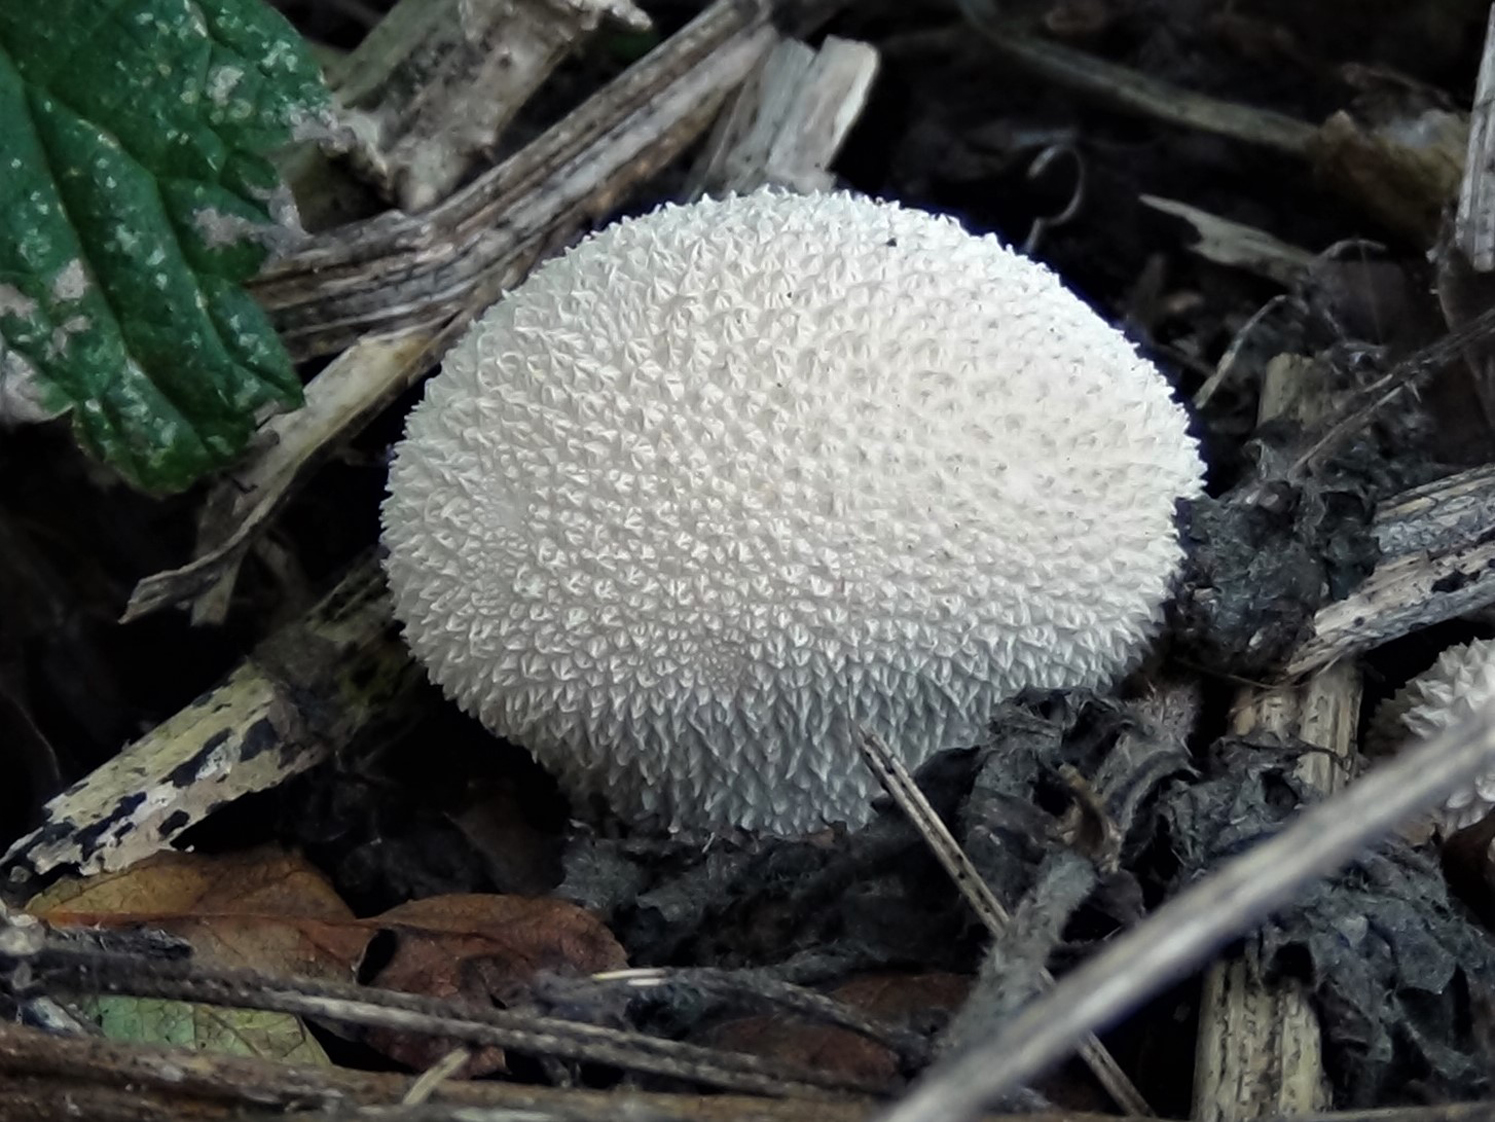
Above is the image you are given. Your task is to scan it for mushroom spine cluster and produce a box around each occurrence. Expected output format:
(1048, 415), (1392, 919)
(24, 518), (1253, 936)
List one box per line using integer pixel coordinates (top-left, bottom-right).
(1374, 637), (1495, 833)
(381, 189), (1205, 834)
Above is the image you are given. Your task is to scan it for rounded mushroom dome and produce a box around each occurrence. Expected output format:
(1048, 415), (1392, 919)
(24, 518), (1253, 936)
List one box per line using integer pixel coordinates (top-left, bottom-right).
(1375, 637), (1495, 833)
(381, 190), (1205, 834)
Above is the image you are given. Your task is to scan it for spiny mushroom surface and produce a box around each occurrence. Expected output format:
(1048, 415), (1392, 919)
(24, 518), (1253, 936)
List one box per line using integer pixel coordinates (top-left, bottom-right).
(381, 190), (1205, 834)
(1375, 637), (1495, 832)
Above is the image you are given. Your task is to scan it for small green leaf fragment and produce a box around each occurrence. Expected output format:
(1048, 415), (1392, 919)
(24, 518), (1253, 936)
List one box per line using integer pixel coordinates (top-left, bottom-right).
(82, 995), (333, 1063)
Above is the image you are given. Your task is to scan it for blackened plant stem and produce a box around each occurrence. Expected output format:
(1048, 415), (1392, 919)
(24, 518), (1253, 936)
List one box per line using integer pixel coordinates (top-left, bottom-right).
(875, 698), (1495, 1122)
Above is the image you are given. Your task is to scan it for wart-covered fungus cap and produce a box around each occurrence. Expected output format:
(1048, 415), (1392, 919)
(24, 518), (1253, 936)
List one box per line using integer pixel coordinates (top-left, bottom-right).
(1374, 637), (1495, 833)
(381, 190), (1206, 834)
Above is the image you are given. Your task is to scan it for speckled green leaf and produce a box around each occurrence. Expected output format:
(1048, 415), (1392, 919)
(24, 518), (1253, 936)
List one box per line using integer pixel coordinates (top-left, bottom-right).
(81, 995), (332, 1063)
(0, 0), (327, 491)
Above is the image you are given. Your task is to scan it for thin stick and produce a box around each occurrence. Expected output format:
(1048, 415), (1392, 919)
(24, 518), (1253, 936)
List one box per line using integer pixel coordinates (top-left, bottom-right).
(1455, 3), (1495, 271)
(872, 700), (1495, 1122)
(854, 727), (1154, 1117)
(26, 947), (874, 1100)
(1288, 302), (1495, 478)
(953, 0), (1314, 157)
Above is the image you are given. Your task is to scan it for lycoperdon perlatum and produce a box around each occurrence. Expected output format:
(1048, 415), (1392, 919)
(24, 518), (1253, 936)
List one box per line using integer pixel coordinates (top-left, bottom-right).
(381, 190), (1205, 834)
(1374, 637), (1495, 833)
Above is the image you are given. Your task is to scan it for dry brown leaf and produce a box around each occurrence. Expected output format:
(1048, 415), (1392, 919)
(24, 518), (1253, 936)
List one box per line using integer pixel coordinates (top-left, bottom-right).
(830, 972), (972, 1022)
(701, 972), (970, 1092)
(28, 847), (351, 919)
(27, 848), (367, 980)
(28, 853), (629, 1076)
(361, 894), (627, 1074)
(704, 1012), (899, 1088)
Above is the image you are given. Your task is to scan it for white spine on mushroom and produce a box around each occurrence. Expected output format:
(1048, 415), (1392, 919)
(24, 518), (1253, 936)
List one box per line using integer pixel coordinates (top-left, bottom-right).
(381, 190), (1205, 834)
(1376, 637), (1495, 832)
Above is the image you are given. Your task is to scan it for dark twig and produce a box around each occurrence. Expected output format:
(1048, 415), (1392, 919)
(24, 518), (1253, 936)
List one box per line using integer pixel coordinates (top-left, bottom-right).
(11, 942), (882, 1099)
(591, 966), (927, 1063)
(1288, 303), (1495, 478)
(874, 699), (1495, 1122)
(953, 0), (1315, 157)
(854, 727), (1154, 1117)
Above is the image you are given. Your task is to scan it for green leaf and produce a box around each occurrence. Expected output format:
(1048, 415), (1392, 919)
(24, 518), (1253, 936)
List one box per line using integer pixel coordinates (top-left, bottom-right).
(0, 0), (328, 492)
(81, 995), (333, 1063)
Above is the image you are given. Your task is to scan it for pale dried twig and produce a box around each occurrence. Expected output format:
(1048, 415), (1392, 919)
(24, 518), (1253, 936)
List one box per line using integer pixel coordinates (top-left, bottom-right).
(256, 0), (785, 359)
(1454, 3), (1495, 272)
(331, 0), (652, 211)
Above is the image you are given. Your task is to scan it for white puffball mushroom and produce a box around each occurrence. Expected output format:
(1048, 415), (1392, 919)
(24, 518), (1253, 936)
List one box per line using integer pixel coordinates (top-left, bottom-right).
(381, 190), (1205, 835)
(1374, 637), (1495, 833)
